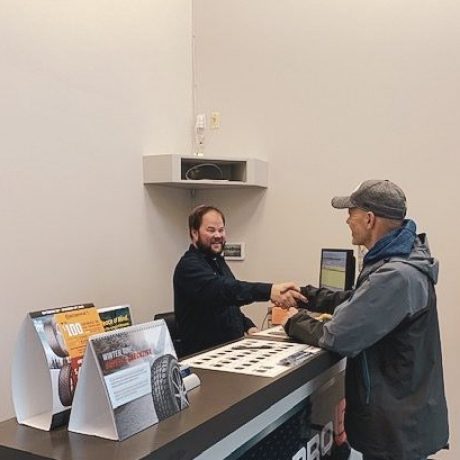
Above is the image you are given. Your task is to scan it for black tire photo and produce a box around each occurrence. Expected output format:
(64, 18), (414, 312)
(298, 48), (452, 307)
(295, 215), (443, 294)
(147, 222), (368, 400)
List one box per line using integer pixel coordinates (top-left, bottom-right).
(151, 354), (188, 421)
(43, 321), (68, 358)
(58, 362), (74, 406)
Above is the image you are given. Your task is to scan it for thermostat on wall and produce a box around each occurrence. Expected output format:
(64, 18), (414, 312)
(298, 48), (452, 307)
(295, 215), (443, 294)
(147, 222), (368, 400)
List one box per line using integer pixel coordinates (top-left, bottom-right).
(224, 243), (245, 261)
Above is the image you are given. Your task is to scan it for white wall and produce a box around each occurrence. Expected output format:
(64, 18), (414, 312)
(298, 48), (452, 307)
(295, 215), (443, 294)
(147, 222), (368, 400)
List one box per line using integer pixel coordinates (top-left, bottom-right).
(1, 1), (458, 455)
(193, 1), (460, 458)
(0, 0), (192, 421)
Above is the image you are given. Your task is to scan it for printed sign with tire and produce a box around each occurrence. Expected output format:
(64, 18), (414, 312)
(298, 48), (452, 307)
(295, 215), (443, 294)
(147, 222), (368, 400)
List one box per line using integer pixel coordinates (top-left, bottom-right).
(86, 320), (190, 440)
(42, 318), (81, 407)
(151, 354), (188, 420)
(30, 304), (132, 413)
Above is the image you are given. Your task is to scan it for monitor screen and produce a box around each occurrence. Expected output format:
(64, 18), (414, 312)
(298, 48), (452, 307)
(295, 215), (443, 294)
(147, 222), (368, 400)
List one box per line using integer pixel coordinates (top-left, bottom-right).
(319, 249), (355, 291)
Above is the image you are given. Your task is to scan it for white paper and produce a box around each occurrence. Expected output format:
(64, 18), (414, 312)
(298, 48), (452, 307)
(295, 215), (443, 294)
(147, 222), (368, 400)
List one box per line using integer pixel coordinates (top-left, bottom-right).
(69, 320), (189, 441)
(182, 339), (321, 378)
(183, 373), (201, 392)
(68, 343), (118, 440)
(12, 304), (134, 432)
(11, 318), (54, 430)
(104, 362), (152, 409)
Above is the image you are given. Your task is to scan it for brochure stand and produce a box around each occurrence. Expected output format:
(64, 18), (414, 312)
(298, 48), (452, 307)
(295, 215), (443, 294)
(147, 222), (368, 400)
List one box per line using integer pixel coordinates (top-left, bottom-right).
(12, 303), (132, 430)
(69, 320), (189, 441)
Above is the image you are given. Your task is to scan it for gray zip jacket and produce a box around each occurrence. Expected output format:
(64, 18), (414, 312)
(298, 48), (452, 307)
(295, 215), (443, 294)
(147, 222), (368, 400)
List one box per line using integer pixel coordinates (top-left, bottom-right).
(286, 231), (449, 459)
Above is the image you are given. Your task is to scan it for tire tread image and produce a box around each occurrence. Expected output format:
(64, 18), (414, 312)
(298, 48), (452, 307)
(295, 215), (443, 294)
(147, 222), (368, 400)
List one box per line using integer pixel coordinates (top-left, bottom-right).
(58, 362), (73, 406)
(151, 354), (183, 421)
(44, 321), (68, 358)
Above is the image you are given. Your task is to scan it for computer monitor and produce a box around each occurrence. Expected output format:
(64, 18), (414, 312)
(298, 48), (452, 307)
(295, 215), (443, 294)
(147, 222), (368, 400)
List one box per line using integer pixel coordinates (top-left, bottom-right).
(319, 248), (355, 291)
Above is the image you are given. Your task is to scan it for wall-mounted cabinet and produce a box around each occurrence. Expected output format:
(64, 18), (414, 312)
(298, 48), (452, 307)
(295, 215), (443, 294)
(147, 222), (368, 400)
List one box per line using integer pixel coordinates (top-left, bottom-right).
(143, 154), (268, 189)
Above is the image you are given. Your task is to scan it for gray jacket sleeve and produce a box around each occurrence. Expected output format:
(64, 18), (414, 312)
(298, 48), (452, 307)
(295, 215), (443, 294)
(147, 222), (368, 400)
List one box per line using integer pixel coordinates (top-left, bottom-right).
(301, 285), (353, 313)
(306, 261), (429, 357)
(285, 312), (325, 347)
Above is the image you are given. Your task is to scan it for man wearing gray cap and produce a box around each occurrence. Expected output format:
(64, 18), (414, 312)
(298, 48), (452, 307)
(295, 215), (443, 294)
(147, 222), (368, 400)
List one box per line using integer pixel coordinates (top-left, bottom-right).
(283, 180), (449, 460)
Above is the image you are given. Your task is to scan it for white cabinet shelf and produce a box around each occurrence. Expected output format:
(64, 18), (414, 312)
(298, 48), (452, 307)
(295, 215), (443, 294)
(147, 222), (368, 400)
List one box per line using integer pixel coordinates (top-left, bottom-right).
(143, 154), (268, 189)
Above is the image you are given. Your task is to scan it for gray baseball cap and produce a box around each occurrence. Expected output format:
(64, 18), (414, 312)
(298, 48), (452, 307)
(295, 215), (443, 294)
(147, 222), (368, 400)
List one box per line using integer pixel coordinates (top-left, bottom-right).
(331, 179), (407, 220)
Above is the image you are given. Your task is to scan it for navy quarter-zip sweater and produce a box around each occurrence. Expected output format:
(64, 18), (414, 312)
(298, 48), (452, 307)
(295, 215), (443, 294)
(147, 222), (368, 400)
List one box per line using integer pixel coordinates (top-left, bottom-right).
(174, 245), (272, 356)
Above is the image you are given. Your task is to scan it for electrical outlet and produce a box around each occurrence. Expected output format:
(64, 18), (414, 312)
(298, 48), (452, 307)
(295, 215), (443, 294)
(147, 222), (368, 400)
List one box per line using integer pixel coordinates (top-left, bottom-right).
(210, 112), (221, 129)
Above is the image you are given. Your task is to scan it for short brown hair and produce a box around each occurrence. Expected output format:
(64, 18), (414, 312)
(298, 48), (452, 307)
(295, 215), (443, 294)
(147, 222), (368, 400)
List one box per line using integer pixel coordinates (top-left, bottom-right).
(188, 205), (225, 239)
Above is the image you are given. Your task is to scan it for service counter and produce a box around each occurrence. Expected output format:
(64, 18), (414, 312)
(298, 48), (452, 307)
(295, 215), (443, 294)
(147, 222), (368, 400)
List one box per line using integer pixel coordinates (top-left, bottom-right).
(0, 342), (346, 460)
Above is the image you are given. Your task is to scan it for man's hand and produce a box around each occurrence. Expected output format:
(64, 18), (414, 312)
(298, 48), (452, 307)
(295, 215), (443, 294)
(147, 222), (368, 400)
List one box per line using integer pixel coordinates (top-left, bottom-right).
(271, 282), (307, 308)
(246, 327), (259, 335)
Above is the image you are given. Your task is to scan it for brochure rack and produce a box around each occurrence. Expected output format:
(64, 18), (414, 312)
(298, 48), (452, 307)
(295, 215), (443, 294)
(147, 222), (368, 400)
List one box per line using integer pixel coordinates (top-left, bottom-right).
(68, 320), (189, 441)
(11, 303), (132, 430)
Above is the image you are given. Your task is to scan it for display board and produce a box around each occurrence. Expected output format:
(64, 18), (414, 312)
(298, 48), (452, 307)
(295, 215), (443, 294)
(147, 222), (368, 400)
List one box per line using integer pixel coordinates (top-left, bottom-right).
(69, 320), (189, 441)
(182, 339), (321, 378)
(12, 303), (132, 430)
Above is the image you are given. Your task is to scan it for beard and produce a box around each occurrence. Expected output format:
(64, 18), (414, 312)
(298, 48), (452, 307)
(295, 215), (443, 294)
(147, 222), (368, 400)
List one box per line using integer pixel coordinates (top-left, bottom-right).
(196, 236), (226, 257)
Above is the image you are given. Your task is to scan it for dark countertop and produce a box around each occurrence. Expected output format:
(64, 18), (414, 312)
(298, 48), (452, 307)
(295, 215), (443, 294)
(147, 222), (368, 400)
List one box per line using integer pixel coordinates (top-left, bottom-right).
(0, 348), (342, 460)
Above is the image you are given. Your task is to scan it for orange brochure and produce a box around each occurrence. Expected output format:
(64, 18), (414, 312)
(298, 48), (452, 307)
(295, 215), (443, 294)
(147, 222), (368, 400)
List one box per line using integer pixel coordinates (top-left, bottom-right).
(54, 307), (105, 359)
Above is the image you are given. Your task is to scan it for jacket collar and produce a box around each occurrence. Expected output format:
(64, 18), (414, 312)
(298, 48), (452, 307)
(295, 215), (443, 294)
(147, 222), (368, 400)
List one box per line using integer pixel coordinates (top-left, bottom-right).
(364, 219), (417, 264)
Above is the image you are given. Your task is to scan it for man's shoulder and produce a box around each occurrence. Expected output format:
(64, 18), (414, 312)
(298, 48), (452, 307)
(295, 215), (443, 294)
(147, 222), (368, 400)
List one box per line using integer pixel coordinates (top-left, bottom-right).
(175, 246), (204, 271)
(368, 256), (433, 286)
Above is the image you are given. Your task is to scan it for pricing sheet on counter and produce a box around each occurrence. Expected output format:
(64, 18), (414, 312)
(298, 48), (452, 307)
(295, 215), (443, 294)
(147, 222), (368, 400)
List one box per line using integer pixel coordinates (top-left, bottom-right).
(181, 339), (321, 378)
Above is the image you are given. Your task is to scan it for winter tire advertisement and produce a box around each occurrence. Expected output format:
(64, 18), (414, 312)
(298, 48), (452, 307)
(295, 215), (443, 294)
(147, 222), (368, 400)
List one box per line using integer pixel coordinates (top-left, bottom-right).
(68, 320), (189, 441)
(12, 303), (132, 431)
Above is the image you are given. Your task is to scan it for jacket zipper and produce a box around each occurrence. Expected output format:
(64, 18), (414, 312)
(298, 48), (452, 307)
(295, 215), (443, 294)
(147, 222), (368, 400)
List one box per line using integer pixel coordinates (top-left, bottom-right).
(361, 351), (371, 404)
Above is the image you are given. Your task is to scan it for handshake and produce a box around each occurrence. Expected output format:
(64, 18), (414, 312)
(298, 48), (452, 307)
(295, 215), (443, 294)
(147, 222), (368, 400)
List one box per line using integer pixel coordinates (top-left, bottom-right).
(270, 282), (307, 309)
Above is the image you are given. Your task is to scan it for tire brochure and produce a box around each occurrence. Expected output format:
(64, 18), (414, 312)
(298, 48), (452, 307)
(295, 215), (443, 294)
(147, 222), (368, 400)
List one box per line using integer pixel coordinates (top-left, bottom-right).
(182, 339), (321, 378)
(98, 305), (132, 331)
(12, 303), (132, 431)
(68, 320), (189, 441)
